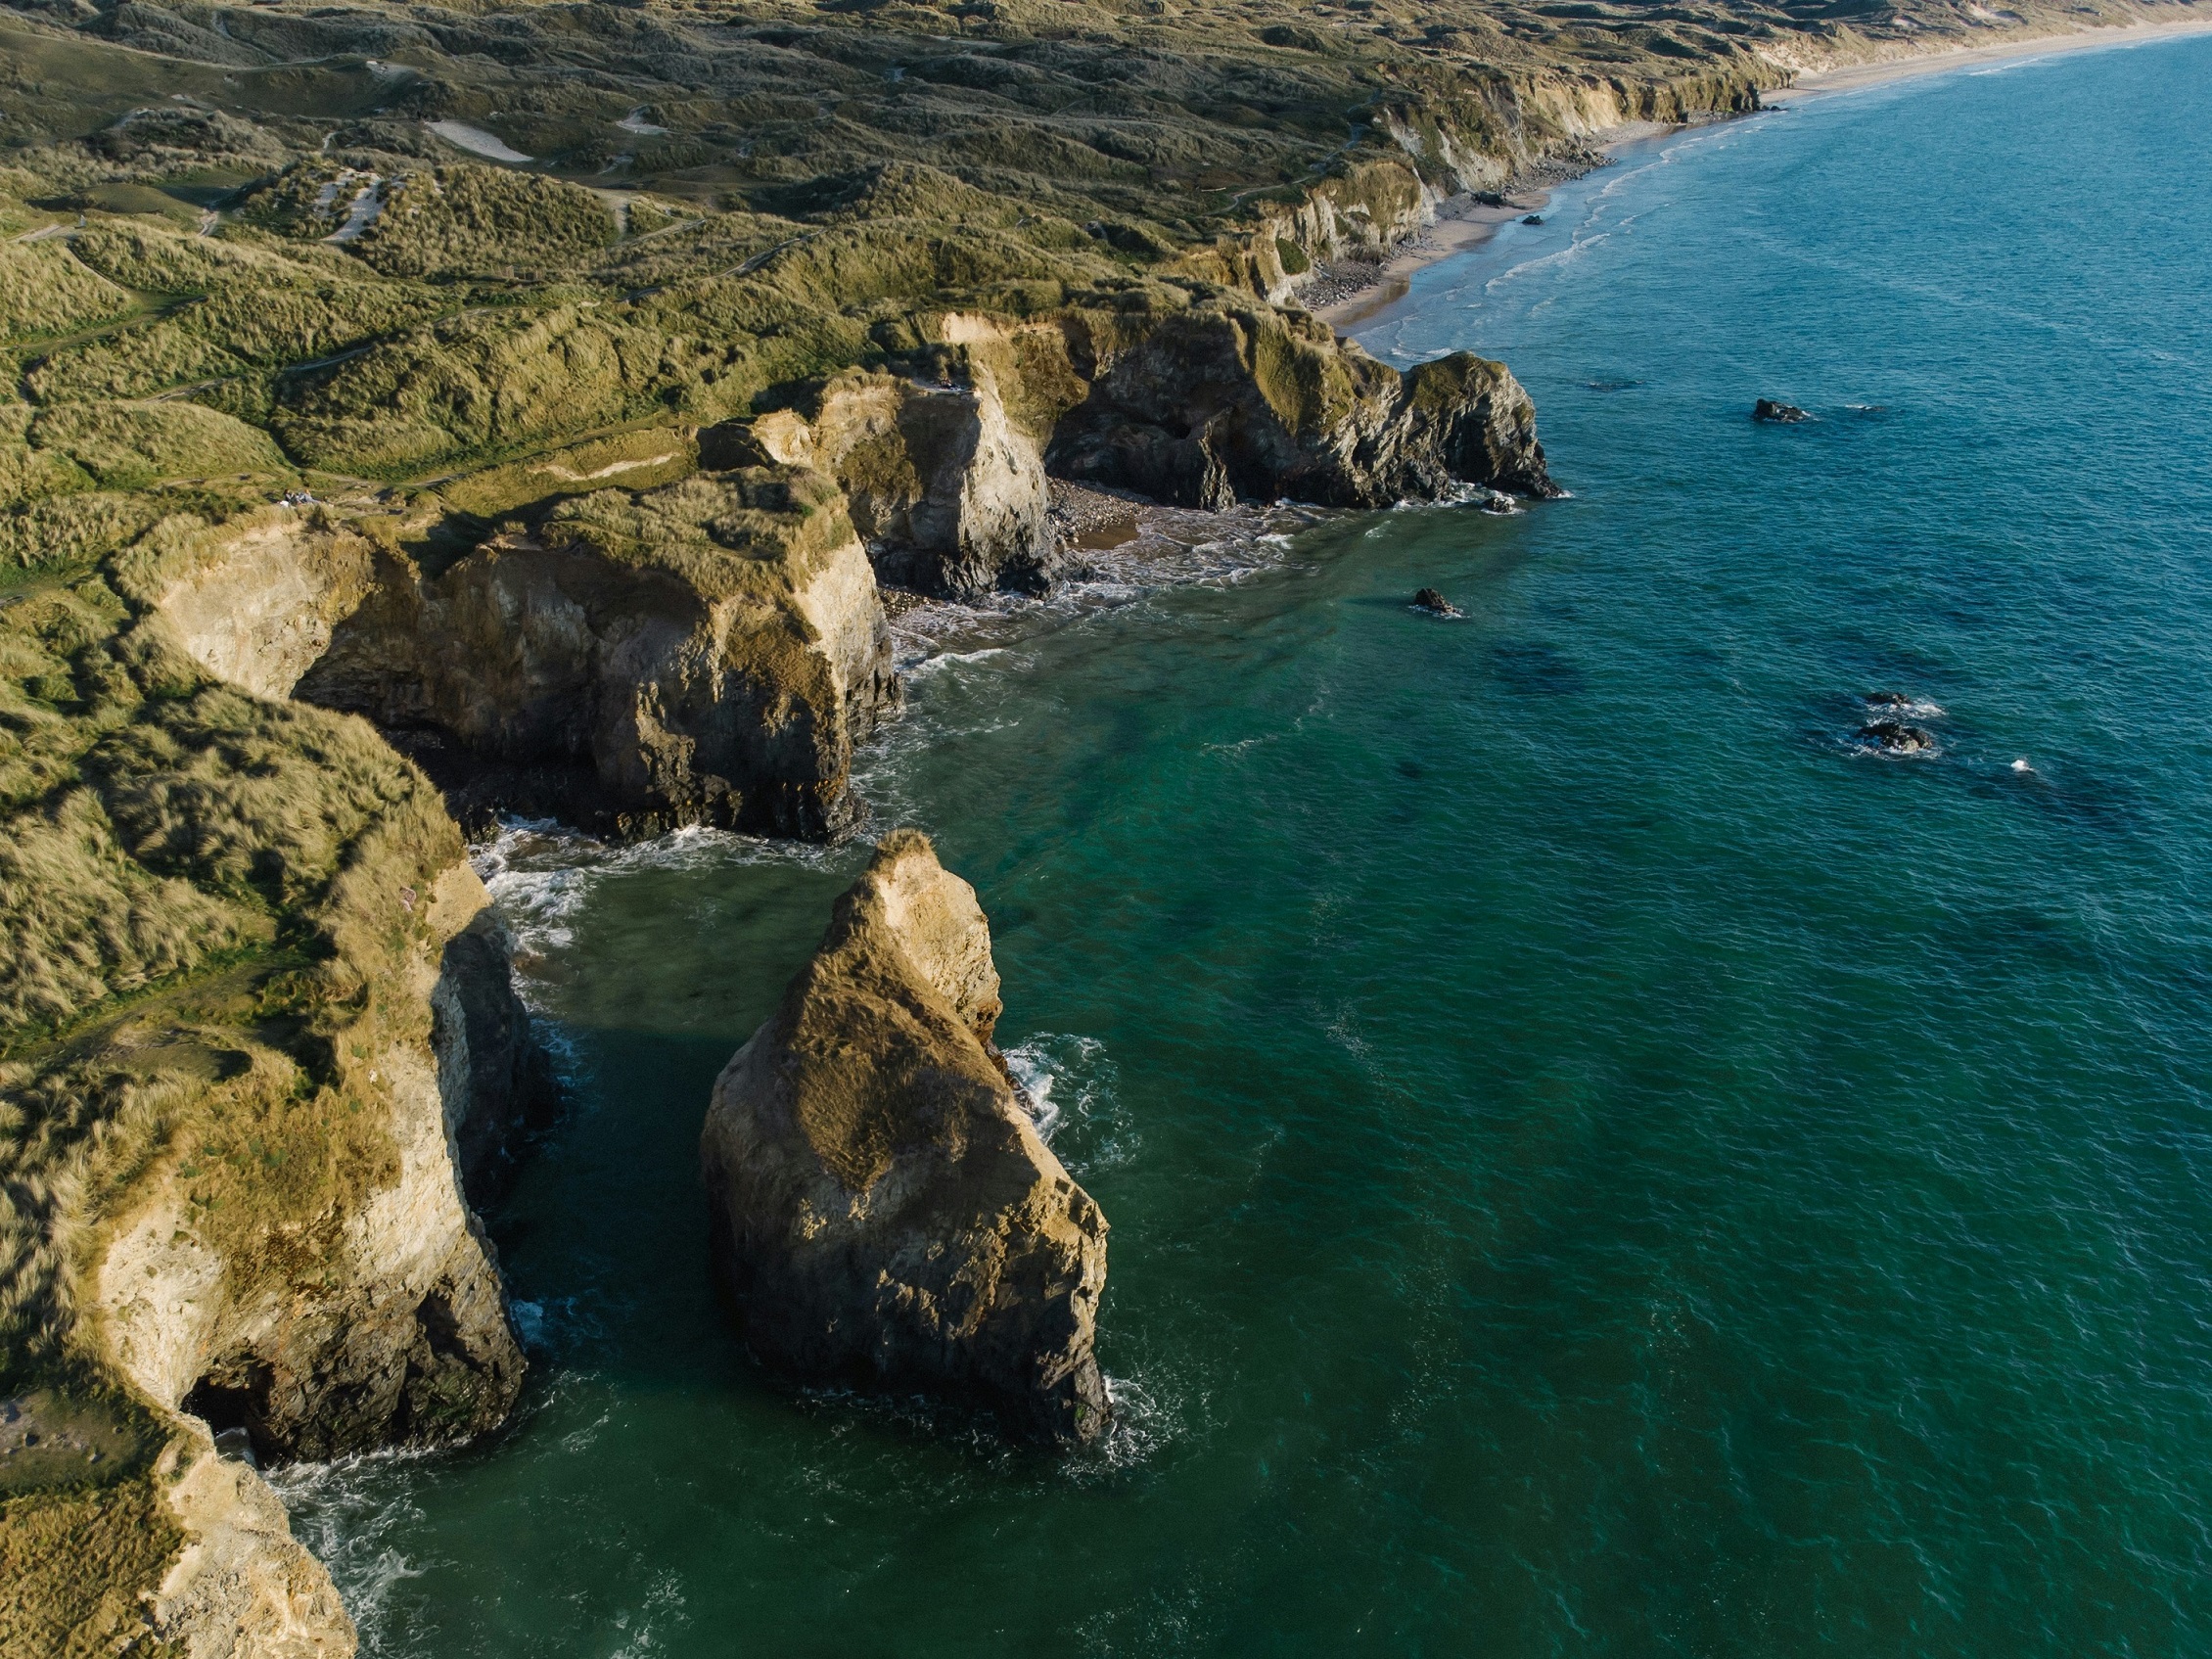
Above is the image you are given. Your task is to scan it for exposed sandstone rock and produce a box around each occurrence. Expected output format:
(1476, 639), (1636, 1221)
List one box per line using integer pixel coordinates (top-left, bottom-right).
(700, 830), (1109, 1443)
(1048, 299), (1559, 507)
(296, 468), (899, 840)
(132, 510), (377, 702)
(91, 860), (531, 1465)
(148, 1427), (357, 1659)
(744, 365), (1057, 600)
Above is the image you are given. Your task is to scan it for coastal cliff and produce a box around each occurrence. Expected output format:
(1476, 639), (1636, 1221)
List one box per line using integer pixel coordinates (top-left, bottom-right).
(5, 0), (2204, 1643)
(701, 832), (1110, 1443)
(297, 471), (899, 839)
(0, 513), (549, 1655)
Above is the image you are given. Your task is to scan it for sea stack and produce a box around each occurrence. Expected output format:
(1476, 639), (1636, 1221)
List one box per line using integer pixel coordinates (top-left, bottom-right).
(700, 831), (1110, 1443)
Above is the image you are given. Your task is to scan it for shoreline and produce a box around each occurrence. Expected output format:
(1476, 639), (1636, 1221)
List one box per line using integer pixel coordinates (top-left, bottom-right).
(1786, 13), (2212, 95)
(1312, 11), (2212, 334)
(1311, 121), (1675, 332)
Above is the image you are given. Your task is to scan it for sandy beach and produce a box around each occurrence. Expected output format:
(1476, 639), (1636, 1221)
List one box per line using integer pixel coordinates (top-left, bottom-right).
(1314, 10), (2212, 332)
(1313, 120), (1674, 331)
(1788, 12), (2212, 95)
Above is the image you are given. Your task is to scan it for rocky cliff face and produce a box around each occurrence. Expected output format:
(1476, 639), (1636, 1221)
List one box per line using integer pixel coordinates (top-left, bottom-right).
(147, 1424), (358, 1658)
(287, 469), (899, 840)
(1049, 299), (1559, 508)
(746, 367), (1058, 601)
(714, 297), (1555, 600)
(146, 513), (380, 703)
(90, 860), (532, 1465)
(700, 831), (1110, 1443)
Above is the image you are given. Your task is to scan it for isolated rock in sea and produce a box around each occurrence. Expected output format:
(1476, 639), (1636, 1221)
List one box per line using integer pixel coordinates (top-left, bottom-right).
(740, 365), (1059, 600)
(294, 469), (899, 840)
(1049, 299), (1560, 505)
(1856, 718), (1934, 753)
(700, 830), (1110, 1443)
(1522, 212), (1544, 224)
(1865, 691), (1912, 708)
(1412, 587), (1463, 616)
(1754, 398), (1811, 423)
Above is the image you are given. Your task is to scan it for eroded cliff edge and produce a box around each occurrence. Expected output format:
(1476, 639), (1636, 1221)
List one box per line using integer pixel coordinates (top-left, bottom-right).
(5, 0), (2178, 1640)
(701, 831), (1110, 1444)
(0, 516), (552, 1655)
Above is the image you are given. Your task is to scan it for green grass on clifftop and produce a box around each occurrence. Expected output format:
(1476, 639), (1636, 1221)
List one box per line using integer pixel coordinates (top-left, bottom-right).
(0, 0), (2202, 1641)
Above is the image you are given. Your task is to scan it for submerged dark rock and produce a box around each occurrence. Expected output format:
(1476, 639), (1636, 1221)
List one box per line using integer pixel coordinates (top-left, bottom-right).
(1411, 587), (1462, 616)
(1522, 212), (1544, 224)
(700, 831), (1110, 1444)
(1754, 398), (1811, 424)
(1857, 718), (1934, 753)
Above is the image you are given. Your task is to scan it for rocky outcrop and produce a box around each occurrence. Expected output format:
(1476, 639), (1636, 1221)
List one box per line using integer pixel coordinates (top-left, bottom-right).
(296, 468), (899, 840)
(700, 830), (1109, 1443)
(91, 860), (530, 1465)
(131, 509), (377, 702)
(1048, 298), (1559, 507)
(1857, 718), (1934, 753)
(148, 1427), (357, 1658)
(1754, 398), (1811, 423)
(742, 367), (1058, 600)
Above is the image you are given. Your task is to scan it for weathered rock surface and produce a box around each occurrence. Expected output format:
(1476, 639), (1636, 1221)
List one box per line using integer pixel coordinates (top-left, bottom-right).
(700, 830), (1109, 1443)
(295, 468), (899, 839)
(1048, 300), (1559, 506)
(743, 366), (1058, 600)
(1857, 718), (1934, 753)
(1412, 587), (1463, 616)
(92, 860), (533, 1465)
(148, 1427), (357, 1658)
(142, 511), (378, 702)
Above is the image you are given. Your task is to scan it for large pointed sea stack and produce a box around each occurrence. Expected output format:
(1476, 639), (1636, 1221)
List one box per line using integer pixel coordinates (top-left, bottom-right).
(700, 831), (1109, 1442)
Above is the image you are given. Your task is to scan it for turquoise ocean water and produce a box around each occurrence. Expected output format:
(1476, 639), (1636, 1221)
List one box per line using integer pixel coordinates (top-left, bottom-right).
(277, 34), (2212, 1656)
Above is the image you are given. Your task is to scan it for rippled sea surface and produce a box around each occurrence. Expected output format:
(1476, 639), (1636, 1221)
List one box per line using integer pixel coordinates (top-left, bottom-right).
(277, 35), (2212, 1656)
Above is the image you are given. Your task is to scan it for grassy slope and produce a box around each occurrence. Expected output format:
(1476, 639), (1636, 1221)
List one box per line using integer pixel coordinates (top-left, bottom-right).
(0, 0), (2201, 1644)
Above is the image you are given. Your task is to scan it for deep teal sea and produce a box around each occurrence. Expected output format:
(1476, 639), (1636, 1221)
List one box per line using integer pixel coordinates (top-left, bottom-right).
(278, 34), (2212, 1656)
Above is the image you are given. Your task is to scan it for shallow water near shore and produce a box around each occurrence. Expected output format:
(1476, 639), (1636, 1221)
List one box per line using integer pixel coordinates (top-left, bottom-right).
(278, 34), (2212, 1655)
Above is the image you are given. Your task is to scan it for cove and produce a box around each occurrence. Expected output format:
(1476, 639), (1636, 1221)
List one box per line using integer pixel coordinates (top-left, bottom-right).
(279, 33), (2212, 1656)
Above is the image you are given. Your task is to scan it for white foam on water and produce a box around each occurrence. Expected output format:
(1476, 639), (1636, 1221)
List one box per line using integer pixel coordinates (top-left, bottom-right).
(470, 818), (601, 963)
(1062, 1364), (1194, 1483)
(904, 644), (1011, 680)
(1000, 1035), (1138, 1172)
(471, 817), (842, 1025)
(267, 1448), (442, 1655)
(509, 1298), (546, 1349)
(606, 1572), (691, 1656)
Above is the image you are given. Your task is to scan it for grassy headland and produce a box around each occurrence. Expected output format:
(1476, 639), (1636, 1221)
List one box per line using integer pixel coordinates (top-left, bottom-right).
(1, 0), (2203, 1647)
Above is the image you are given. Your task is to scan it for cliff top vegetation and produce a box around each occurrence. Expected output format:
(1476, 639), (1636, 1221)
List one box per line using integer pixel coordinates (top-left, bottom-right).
(1, 0), (2203, 1646)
